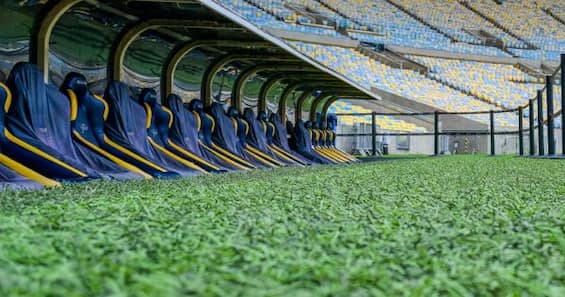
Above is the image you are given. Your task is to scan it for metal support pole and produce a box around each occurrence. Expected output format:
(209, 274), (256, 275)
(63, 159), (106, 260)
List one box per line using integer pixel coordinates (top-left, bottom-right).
(546, 75), (555, 155)
(490, 110), (495, 156)
(529, 99), (535, 156)
(518, 106), (524, 156)
(561, 53), (564, 155)
(371, 112), (377, 156)
(434, 111), (439, 156)
(537, 90), (544, 156)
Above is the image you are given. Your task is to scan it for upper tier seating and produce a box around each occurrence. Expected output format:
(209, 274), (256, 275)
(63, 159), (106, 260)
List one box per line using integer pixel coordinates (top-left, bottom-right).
(218, 0), (563, 60)
(412, 56), (562, 111)
(393, 0), (525, 47)
(466, 0), (565, 53)
(220, 0), (346, 38)
(291, 42), (517, 126)
(329, 101), (426, 132)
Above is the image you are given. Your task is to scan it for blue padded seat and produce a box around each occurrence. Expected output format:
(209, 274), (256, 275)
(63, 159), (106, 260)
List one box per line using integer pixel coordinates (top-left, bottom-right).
(188, 100), (254, 171)
(138, 89), (210, 175)
(241, 108), (296, 166)
(0, 82), (60, 189)
(208, 102), (272, 168)
(60, 73), (150, 180)
(163, 95), (238, 172)
(2, 63), (100, 182)
(267, 113), (311, 166)
(293, 119), (334, 164)
(102, 81), (186, 179)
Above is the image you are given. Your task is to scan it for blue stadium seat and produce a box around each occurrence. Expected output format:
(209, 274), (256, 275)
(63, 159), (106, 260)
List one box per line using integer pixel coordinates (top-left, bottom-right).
(0, 82), (60, 189)
(268, 113), (311, 165)
(164, 94), (236, 172)
(293, 119), (334, 164)
(209, 102), (275, 168)
(2, 63), (99, 182)
(103, 81), (185, 179)
(188, 100), (257, 170)
(139, 89), (209, 175)
(241, 107), (294, 166)
(60, 73), (151, 180)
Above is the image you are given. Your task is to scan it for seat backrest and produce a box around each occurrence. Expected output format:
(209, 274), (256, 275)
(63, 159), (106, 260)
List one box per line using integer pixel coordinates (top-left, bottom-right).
(243, 107), (270, 151)
(6, 63), (80, 159)
(60, 72), (107, 145)
(209, 102), (240, 153)
(165, 94), (202, 153)
(269, 113), (291, 150)
(227, 106), (248, 147)
(104, 81), (151, 151)
(188, 99), (215, 146)
(139, 88), (171, 147)
(294, 119), (314, 152)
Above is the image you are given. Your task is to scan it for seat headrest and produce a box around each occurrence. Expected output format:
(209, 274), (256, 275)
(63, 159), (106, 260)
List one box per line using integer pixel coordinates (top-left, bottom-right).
(61, 72), (88, 98)
(327, 113), (338, 130)
(164, 94), (182, 108)
(139, 88), (158, 106)
(269, 113), (278, 122)
(227, 106), (239, 118)
(210, 102), (225, 115)
(257, 111), (268, 121)
(104, 80), (131, 104)
(305, 121), (313, 129)
(285, 120), (294, 131)
(243, 107), (255, 120)
(188, 99), (204, 112)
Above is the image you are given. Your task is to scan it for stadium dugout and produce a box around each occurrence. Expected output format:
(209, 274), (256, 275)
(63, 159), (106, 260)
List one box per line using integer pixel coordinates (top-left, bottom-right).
(0, 0), (370, 189)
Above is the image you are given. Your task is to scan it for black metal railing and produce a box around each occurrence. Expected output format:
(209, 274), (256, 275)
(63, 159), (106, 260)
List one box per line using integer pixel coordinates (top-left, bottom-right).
(335, 54), (564, 157)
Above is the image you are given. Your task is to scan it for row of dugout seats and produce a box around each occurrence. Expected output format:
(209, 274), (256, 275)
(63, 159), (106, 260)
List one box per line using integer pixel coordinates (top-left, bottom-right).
(0, 63), (358, 191)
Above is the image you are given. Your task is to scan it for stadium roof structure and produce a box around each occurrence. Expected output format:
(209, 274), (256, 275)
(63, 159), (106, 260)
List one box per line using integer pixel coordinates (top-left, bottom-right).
(30, 0), (378, 122)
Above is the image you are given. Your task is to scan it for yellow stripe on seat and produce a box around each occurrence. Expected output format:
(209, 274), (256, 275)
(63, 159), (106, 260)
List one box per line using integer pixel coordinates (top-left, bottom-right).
(66, 90), (79, 121)
(103, 135), (168, 172)
(147, 137), (208, 175)
(270, 145), (307, 165)
(72, 131), (152, 180)
(244, 148), (279, 168)
(4, 129), (88, 177)
(200, 142), (250, 171)
(211, 143), (257, 168)
(0, 153), (60, 188)
(246, 146), (285, 166)
(168, 141), (221, 171)
(0, 83), (11, 113)
(93, 95), (109, 120)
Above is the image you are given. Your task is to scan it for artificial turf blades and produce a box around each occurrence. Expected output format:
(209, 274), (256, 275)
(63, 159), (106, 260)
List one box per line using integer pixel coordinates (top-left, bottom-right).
(0, 156), (563, 296)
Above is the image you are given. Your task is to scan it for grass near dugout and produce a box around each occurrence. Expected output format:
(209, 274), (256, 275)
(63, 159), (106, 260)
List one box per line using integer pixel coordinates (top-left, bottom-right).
(0, 156), (564, 296)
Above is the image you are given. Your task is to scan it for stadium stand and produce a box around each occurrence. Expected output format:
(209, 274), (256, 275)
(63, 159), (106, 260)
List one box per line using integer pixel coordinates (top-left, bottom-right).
(290, 41), (516, 126)
(329, 101), (426, 132)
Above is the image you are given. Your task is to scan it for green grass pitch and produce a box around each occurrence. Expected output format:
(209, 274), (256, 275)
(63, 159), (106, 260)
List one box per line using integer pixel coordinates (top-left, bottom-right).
(0, 156), (563, 296)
